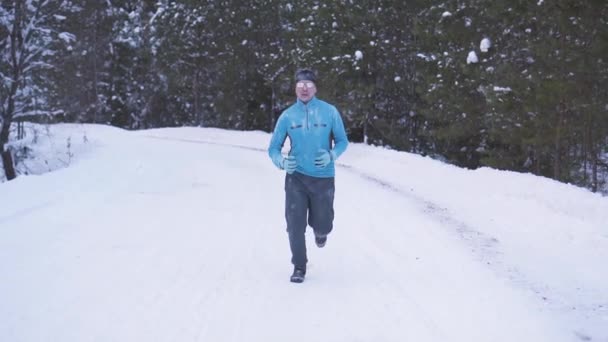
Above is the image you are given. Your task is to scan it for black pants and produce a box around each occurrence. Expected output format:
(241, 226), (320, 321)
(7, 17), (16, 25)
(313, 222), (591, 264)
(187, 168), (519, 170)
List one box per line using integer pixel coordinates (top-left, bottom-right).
(285, 172), (335, 268)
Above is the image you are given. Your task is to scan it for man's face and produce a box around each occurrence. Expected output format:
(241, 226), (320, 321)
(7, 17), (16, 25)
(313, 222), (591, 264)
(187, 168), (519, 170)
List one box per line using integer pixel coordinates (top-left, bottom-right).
(295, 81), (316, 103)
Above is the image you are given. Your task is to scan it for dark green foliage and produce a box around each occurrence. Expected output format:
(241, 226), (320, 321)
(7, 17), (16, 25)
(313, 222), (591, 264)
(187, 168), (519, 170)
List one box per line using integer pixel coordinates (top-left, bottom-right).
(2, 0), (607, 191)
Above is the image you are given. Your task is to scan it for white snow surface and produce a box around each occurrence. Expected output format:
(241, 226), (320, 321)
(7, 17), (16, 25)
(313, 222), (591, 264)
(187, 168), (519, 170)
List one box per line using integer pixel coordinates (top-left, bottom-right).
(1, 124), (607, 342)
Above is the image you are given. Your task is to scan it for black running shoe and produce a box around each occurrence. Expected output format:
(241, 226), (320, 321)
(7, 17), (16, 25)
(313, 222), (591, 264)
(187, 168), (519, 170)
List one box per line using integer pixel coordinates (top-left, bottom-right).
(315, 235), (327, 248)
(290, 267), (306, 283)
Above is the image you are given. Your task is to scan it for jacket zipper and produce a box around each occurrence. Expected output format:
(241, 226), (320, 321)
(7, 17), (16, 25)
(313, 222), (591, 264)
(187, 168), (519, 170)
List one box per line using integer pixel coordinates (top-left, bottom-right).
(305, 104), (310, 130)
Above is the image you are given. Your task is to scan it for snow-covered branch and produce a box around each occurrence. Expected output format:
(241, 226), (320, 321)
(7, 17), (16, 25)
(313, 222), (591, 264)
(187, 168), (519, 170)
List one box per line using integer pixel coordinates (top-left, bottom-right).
(14, 108), (63, 119)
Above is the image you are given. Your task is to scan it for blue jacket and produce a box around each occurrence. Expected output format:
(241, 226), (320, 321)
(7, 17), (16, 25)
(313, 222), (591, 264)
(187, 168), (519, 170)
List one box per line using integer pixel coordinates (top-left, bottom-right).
(268, 97), (349, 178)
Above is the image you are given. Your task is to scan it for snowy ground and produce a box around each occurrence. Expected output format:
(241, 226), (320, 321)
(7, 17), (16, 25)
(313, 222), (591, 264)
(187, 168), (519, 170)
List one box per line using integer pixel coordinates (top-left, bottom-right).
(1, 124), (607, 342)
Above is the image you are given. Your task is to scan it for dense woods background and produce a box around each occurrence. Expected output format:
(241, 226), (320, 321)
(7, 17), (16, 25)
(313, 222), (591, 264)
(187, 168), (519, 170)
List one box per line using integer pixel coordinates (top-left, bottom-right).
(1, 0), (607, 193)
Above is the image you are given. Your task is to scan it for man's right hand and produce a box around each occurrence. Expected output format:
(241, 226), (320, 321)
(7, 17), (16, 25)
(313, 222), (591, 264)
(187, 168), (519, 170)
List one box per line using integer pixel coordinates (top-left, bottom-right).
(282, 156), (297, 174)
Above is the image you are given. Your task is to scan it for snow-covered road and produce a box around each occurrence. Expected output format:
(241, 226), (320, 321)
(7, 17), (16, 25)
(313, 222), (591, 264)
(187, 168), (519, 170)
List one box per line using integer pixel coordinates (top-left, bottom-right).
(1, 125), (605, 341)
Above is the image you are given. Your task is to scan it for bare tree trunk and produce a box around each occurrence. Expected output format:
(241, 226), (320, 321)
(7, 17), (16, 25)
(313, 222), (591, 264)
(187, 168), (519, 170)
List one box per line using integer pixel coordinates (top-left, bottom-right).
(588, 111), (598, 192)
(533, 145), (541, 175)
(268, 83), (280, 132)
(1, 150), (16, 180)
(553, 103), (565, 180)
(17, 120), (24, 139)
(363, 113), (369, 145)
(591, 143), (598, 193)
(194, 70), (201, 126)
(582, 113), (590, 182)
(0, 0), (23, 180)
(93, 6), (99, 123)
(1, 108), (16, 180)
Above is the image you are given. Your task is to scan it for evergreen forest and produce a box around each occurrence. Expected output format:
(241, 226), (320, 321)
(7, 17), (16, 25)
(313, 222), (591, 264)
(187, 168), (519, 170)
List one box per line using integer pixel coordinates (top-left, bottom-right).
(1, 0), (607, 192)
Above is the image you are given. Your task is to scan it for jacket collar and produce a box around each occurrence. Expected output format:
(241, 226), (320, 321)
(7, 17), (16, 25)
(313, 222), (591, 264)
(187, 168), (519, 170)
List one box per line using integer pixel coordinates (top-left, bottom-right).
(296, 96), (318, 108)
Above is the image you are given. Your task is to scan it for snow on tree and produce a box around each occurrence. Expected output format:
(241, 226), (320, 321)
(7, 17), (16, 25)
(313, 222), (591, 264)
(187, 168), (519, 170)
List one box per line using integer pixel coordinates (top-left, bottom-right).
(480, 38), (491, 53)
(467, 51), (479, 64)
(0, 0), (77, 180)
(354, 50), (363, 60)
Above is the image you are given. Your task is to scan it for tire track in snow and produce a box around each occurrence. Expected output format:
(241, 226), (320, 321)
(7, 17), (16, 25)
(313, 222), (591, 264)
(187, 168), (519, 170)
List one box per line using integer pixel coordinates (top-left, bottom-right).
(142, 134), (596, 341)
(145, 135), (494, 244)
(0, 201), (56, 225)
(337, 165), (606, 342)
(144, 135), (265, 153)
(140, 135), (528, 287)
(143, 135), (502, 267)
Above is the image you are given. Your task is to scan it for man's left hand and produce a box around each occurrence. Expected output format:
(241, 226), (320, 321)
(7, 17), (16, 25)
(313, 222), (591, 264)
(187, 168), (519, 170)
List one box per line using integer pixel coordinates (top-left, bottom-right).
(315, 149), (334, 168)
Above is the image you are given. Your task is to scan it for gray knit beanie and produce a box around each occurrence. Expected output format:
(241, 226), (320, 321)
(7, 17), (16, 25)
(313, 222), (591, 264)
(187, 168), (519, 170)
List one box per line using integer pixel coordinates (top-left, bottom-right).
(295, 69), (317, 84)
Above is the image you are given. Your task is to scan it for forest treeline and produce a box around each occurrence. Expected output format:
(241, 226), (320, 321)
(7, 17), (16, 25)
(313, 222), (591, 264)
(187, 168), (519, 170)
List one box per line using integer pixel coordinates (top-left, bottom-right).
(1, 0), (607, 192)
